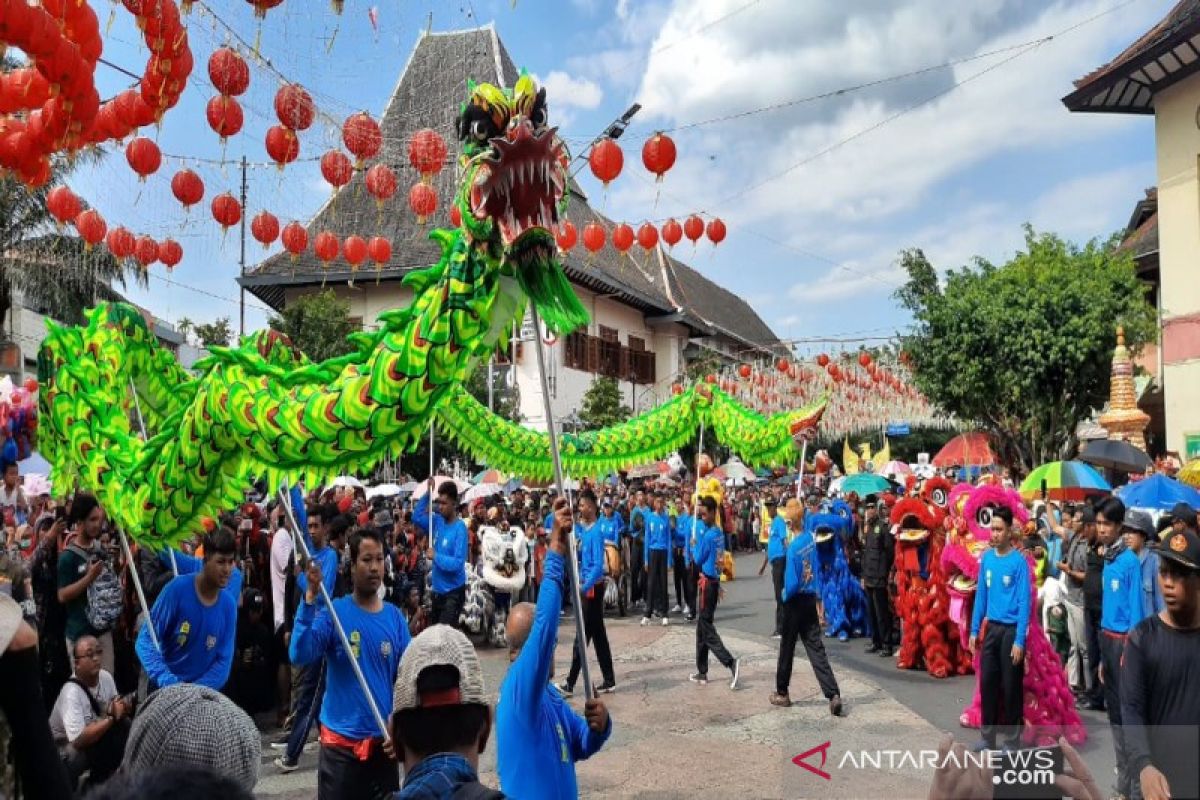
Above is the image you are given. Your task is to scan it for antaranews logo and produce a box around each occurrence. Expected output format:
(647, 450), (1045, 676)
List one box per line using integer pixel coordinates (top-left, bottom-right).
(791, 741), (832, 780)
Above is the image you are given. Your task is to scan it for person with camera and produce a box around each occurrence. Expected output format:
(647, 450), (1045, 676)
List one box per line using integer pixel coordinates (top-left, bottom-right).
(49, 634), (133, 787)
(57, 494), (121, 675)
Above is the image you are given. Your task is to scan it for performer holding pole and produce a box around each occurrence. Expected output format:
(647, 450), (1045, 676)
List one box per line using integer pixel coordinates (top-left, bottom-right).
(689, 495), (740, 689)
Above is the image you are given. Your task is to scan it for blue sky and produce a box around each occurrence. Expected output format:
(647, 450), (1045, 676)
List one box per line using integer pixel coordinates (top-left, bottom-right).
(71, 0), (1165, 353)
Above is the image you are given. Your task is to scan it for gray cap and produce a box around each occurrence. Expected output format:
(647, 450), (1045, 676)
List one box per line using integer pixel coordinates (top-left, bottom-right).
(393, 624), (486, 712)
(123, 683), (261, 791)
(1122, 509), (1155, 539)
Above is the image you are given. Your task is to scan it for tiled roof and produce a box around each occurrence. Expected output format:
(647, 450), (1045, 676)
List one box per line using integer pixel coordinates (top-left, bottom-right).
(1117, 188), (1159, 265)
(238, 25), (783, 357)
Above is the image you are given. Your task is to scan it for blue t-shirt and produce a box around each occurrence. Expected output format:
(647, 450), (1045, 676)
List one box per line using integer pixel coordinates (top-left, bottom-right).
(294, 544), (339, 605)
(290, 595), (410, 739)
(598, 514), (623, 546)
(414, 494), (468, 593)
(136, 573), (237, 690)
(628, 505), (648, 539)
(498, 551), (611, 799)
(766, 515), (788, 562)
(1101, 543), (1145, 634)
(578, 520), (605, 594)
(693, 524), (725, 580)
(970, 548), (1032, 647)
(672, 514), (690, 549)
(644, 511), (670, 552)
(782, 531), (820, 600)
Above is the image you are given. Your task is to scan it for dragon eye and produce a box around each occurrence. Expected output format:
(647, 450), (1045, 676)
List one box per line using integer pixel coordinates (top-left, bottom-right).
(470, 120), (490, 141)
(976, 506), (994, 528)
(532, 106), (547, 127)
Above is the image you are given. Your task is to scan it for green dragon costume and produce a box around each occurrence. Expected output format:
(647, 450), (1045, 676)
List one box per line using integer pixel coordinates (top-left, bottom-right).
(37, 75), (827, 547)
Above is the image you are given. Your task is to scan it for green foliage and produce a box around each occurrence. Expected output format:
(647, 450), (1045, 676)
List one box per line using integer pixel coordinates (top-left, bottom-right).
(193, 317), (234, 347)
(579, 375), (630, 431)
(267, 290), (356, 363)
(895, 226), (1157, 470)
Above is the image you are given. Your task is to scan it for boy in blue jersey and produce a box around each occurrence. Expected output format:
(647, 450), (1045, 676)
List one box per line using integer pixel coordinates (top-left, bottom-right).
(414, 480), (469, 628)
(560, 489), (617, 696)
(498, 498), (611, 799)
(968, 505), (1030, 751)
(757, 497), (787, 638)
(598, 500), (623, 546)
(674, 499), (696, 617)
(641, 494), (672, 626)
(1096, 496), (1144, 799)
(689, 496), (740, 689)
(628, 490), (649, 608)
(136, 527), (238, 692)
(770, 505), (842, 714)
(291, 527), (410, 799)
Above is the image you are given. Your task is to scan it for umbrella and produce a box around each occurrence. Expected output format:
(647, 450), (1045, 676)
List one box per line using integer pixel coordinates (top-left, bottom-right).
(654, 475), (679, 487)
(329, 475), (364, 490)
(827, 476), (846, 494)
(881, 460), (911, 478)
(1115, 473), (1200, 512)
(842, 473), (892, 496)
(718, 458), (757, 484)
(19, 450), (51, 474)
(365, 483), (401, 500)
(502, 477), (524, 494)
(472, 468), (507, 485)
(22, 473), (51, 496)
(464, 482), (504, 503)
(1079, 439), (1153, 475)
(1020, 461), (1111, 502)
(932, 432), (995, 467)
(412, 476), (470, 500)
(398, 481), (419, 495)
(1180, 460), (1200, 489)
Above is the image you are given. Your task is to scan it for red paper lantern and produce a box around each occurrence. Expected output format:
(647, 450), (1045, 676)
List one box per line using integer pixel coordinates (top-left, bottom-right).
(671, 384), (683, 395)
(320, 150), (352, 190)
(588, 138), (623, 186)
(342, 112), (381, 166)
(704, 374), (717, 384)
(408, 128), (447, 180)
(106, 226), (135, 259)
(134, 235), (158, 267)
(582, 222), (605, 254)
(342, 235), (367, 270)
(738, 364), (752, 379)
(281, 221), (307, 260)
(828, 364), (842, 382)
(73, 209), (106, 248)
(858, 351), (872, 368)
(636, 222), (659, 252)
(556, 220), (577, 252)
(706, 217), (727, 245)
(265, 125), (299, 168)
(206, 95), (243, 141)
(246, 0), (283, 19)
(816, 353), (830, 367)
(208, 47), (248, 96)
(157, 238), (182, 270)
(683, 215), (704, 244)
(611, 223), (634, 254)
(365, 164), (397, 206)
(251, 211), (279, 248)
(22, 378), (38, 394)
(661, 218), (682, 249)
(125, 137), (161, 180)
(641, 132), (676, 181)
(274, 84), (314, 131)
(367, 236), (391, 267)
(408, 182), (437, 224)
(170, 168), (204, 208)
(776, 358), (790, 373)
(46, 186), (81, 225)
(211, 192), (241, 230)
(449, 205), (462, 228)
(313, 231), (339, 266)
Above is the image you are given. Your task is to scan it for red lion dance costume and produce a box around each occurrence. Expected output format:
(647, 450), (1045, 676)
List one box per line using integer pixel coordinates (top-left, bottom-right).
(891, 477), (970, 678)
(954, 485), (1086, 745)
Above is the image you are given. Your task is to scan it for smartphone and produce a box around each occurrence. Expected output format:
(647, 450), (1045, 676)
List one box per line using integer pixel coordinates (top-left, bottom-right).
(991, 745), (1064, 800)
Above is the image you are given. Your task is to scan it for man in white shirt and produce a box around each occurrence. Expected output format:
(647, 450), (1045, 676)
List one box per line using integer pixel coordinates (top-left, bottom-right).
(269, 513), (294, 729)
(49, 635), (131, 784)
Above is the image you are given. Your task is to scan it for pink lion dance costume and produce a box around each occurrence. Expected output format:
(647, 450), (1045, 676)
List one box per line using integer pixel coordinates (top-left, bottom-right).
(941, 483), (981, 657)
(890, 477), (970, 678)
(957, 485), (1086, 745)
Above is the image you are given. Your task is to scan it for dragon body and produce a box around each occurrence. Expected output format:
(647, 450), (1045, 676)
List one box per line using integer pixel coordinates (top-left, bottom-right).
(38, 75), (826, 548)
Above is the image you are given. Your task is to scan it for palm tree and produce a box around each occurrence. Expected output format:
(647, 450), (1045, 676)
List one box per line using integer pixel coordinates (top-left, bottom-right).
(177, 316), (194, 345)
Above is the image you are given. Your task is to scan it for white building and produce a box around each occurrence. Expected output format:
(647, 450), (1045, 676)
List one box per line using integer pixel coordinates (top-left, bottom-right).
(240, 25), (784, 431)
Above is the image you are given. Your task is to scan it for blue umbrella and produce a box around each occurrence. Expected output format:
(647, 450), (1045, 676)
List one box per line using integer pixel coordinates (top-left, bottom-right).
(1116, 473), (1200, 512)
(841, 473), (893, 496)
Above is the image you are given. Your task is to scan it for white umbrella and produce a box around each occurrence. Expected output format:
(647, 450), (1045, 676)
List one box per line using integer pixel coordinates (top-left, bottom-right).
(329, 475), (365, 490)
(398, 481), (419, 494)
(464, 483), (504, 503)
(827, 476), (846, 495)
(718, 458), (757, 484)
(365, 483), (401, 500)
(412, 475), (470, 500)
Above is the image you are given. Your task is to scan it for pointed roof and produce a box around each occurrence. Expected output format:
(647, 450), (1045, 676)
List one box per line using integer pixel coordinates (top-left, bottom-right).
(238, 25), (784, 358)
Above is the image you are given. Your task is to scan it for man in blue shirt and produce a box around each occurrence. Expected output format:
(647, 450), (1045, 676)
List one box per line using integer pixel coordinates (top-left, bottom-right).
(499, 498), (612, 799)
(627, 490), (649, 609)
(1097, 496), (1145, 800)
(757, 497), (787, 638)
(674, 500), (696, 618)
(641, 493), (672, 626)
(560, 489), (617, 696)
(968, 505), (1030, 751)
(598, 500), (624, 547)
(689, 496), (740, 688)
(291, 528), (410, 799)
(1123, 510), (1166, 619)
(770, 507), (842, 714)
(414, 480), (469, 627)
(137, 526), (238, 691)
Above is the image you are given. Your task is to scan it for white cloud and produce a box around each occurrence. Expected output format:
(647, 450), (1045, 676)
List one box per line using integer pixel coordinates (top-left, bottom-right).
(537, 70), (604, 111)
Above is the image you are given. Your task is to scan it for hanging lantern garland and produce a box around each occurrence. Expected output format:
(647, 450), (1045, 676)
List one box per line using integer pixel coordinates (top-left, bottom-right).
(408, 182), (437, 224)
(171, 169), (205, 210)
(281, 221), (308, 261)
(211, 192), (242, 231)
(555, 220), (577, 253)
(157, 239), (183, 271)
(588, 138), (623, 186)
(321, 150), (353, 193)
(641, 132), (676, 182)
(207, 47), (248, 143)
(126, 137), (162, 181)
(343, 112), (382, 168)
(366, 164), (398, 209)
(251, 211), (280, 248)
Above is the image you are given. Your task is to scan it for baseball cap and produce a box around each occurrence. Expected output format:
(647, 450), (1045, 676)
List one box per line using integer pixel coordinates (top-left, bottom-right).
(1170, 502), (1197, 526)
(393, 624), (486, 712)
(1159, 528), (1200, 572)
(1121, 509), (1155, 539)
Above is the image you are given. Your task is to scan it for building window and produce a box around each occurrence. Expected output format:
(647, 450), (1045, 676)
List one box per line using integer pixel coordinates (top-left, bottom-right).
(598, 324), (618, 342)
(348, 316), (364, 331)
(562, 330), (656, 385)
(628, 335), (646, 352)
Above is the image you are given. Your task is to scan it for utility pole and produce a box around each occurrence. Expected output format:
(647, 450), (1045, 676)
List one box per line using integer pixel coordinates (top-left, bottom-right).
(487, 355), (495, 412)
(238, 155), (248, 338)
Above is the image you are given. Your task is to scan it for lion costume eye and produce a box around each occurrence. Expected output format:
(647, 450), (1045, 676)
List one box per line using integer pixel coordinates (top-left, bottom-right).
(931, 488), (947, 507)
(471, 119), (490, 141)
(976, 506), (994, 529)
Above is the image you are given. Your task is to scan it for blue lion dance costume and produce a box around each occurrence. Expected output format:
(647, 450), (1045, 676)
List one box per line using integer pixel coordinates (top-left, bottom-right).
(808, 511), (871, 641)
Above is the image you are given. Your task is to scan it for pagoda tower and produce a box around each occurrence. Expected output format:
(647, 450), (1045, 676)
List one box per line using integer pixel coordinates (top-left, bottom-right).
(1097, 326), (1150, 452)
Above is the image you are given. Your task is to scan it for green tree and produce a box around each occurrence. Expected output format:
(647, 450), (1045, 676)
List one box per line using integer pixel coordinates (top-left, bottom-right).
(176, 316), (194, 343)
(579, 375), (630, 431)
(895, 227), (1156, 472)
(267, 289), (356, 363)
(193, 317), (234, 347)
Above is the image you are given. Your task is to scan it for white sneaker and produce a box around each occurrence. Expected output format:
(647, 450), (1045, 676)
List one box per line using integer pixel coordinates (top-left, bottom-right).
(671, 604), (682, 613)
(729, 658), (741, 690)
(640, 617), (651, 626)
(661, 616), (670, 626)
(683, 605), (691, 617)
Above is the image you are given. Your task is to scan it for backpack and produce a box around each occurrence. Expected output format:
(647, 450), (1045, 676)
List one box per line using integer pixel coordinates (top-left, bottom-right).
(68, 544), (123, 633)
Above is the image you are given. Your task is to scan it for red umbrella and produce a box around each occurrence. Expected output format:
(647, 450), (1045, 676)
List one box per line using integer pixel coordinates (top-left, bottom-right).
(932, 432), (995, 467)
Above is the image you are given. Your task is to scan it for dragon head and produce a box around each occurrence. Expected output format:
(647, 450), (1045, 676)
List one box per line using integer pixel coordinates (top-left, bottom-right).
(454, 73), (586, 335)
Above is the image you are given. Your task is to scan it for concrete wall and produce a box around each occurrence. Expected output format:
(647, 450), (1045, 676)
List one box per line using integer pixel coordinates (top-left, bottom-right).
(1153, 75), (1200, 456)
